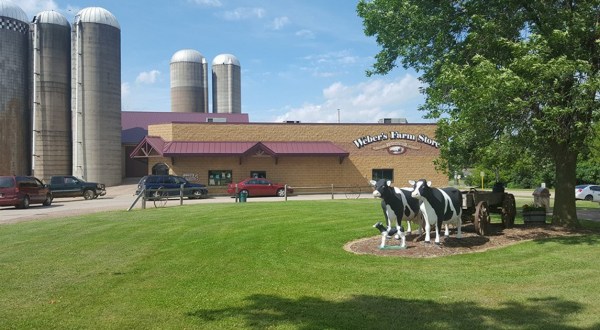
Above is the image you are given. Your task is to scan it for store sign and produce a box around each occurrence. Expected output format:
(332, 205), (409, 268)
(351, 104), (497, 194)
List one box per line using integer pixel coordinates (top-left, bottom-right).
(352, 132), (440, 150)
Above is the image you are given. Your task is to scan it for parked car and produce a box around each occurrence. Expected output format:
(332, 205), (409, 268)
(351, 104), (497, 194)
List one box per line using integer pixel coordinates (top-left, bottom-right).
(48, 175), (106, 200)
(0, 176), (53, 209)
(575, 184), (600, 201)
(135, 175), (208, 199)
(227, 178), (293, 197)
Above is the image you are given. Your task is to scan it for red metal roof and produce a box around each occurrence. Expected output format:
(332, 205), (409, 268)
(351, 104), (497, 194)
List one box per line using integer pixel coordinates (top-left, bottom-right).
(130, 137), (349, 159)
(163, 142), (257, 156)
(261, 142), (348, 156)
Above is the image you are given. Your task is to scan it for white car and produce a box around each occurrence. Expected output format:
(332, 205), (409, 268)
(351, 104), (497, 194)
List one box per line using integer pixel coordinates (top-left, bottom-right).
(575, 184), (600, 201)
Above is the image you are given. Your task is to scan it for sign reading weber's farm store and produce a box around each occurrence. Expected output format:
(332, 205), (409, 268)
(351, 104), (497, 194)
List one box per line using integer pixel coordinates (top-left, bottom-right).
(353, 132), (439, 155)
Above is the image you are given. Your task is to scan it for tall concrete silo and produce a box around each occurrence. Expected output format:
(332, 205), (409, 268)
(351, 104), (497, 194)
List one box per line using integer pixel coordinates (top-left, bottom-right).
(31, 11), (71, 181)
(170, 49), (208, 113)
(71, 7), (122, 186)
(0, 0), (30, 175)
(212, 54), (241, 114)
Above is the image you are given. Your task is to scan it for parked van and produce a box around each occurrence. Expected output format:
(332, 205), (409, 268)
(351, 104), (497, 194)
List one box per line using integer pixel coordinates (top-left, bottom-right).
(0, 176), (53, 209)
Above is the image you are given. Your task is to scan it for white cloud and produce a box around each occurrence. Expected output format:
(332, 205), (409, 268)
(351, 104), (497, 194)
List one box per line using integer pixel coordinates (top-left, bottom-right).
(296, 29), (315, 39)
(304, 51), (360, 66)
(188, 0), (222, 7)
(136, 70), (161, 84)
(222, 7), (266, 20)
(274, 75), (424, 123)
(269, 16), (290, 30)
(19, 0), (59, 17)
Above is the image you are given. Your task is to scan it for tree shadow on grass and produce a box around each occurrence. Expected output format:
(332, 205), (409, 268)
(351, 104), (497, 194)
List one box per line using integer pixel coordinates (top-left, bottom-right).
(187, 294), (598, 329)
(530, 230), (600, 247)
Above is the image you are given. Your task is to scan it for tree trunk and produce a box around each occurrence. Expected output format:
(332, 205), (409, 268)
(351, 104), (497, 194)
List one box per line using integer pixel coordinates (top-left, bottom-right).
(551, 144), (580, 227)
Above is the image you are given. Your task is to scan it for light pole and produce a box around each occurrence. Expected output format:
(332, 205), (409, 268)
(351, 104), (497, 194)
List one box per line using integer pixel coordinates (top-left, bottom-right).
(337, 108), (340, 123)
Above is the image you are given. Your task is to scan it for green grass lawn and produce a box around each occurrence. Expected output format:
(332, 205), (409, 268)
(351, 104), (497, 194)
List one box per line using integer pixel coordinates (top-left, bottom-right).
(1, 199), (599, 329)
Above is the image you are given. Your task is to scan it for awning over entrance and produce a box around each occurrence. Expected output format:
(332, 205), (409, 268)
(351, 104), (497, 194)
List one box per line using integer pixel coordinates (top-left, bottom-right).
(130, 136), (349, 163)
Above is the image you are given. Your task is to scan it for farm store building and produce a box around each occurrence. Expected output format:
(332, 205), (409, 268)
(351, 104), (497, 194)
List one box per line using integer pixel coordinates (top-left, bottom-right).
(129, 122), (446, 195)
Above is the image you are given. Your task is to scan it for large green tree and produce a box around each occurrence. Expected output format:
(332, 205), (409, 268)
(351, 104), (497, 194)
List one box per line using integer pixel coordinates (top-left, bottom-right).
(358, 0), (600, 227)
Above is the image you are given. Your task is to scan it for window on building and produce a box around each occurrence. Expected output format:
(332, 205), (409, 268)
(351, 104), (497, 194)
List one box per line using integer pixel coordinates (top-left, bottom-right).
(208, 170), (232, 186)
(207, 117), (227, 123)
(250, 171), (266, 179)
(372, 169), (393, 181)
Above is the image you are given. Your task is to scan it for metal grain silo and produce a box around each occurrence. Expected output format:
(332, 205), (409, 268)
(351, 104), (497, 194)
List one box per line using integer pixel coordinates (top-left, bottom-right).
(170, 49), (208, 113)
(0, 0), (30, 175)
(71, 7), (122, 186)
(212, 54), (241, 114)
(31, 11), (71, 181)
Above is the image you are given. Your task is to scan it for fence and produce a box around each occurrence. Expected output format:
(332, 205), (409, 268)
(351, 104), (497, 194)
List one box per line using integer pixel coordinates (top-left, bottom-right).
(128, 185), (206, 210)
(282, 184), (372, 201)
(128, 184), (374, 210)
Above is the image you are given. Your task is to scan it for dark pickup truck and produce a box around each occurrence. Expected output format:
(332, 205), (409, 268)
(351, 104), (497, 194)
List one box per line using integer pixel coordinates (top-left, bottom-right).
(49, 176), (106, 200)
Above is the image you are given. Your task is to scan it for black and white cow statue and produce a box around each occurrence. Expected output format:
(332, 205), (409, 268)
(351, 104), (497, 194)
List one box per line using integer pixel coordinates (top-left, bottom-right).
(409, 179), (462, 244)
(370, 179), (422, 248)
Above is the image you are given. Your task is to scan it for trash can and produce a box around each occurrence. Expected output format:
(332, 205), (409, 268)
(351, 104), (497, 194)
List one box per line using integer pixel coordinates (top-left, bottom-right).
(532, 187), (551, 212)
(239, 191), (248, 203)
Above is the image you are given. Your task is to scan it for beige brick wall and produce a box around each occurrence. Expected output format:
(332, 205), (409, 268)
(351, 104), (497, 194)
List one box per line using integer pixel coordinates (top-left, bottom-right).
(146, 123), (447, 194)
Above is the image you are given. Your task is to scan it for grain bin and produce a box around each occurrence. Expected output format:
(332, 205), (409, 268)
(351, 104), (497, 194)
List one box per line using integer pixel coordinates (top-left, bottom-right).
(0, 0), (30, 175)
(31, 10), (71, 181)
(71, 7), (122, 186)
(170, 49), (208, 113)
(212, 54), (241, 114)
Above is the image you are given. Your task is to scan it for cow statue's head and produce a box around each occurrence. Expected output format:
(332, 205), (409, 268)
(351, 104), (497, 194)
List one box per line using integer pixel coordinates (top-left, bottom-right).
(370, 179), (393, 199)
(409, 179), (432, 200)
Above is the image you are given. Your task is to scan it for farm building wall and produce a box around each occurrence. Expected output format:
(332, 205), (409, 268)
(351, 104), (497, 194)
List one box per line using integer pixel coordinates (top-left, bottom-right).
(144, 122), (446, 194)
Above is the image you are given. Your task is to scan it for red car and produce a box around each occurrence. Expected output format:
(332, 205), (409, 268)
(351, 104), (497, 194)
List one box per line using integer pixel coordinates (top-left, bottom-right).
(0, 176), (53, 209)
(227, 178), (293, 197)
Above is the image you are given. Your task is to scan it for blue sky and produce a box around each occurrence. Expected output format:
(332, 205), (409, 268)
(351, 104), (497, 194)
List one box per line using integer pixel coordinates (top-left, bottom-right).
(20, 0), (432, 123)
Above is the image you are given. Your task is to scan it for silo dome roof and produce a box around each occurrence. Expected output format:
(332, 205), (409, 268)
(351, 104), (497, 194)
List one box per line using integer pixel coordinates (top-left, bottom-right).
(0, 0), (28, 22)
(212, 54), (240, 66)
(171, 49), (206, 64)
(75, 7), (120, 29)
(35, 10), (70, 27)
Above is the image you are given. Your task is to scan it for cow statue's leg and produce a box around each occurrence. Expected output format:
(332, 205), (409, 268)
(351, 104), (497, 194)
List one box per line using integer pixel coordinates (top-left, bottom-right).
(386, 207), (406, 247)
(385, 206), (396, 238)
(425, 220), (434, 243)
(456, 214), (462, 238)
(373, 222), (389, 248)
(406, 220), (412, 235)
(434, 221), (441, 244)
(444, 223), (450, 237)
(419, 203), (436, 243)
(393, 225), (406, 248)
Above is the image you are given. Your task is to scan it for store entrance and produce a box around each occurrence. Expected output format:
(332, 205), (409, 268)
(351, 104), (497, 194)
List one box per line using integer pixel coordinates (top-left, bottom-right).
(152, 163), (170, 175)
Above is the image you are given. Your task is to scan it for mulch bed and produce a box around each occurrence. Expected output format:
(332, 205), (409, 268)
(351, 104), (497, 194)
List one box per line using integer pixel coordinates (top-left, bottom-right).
(344, 223), (587, 258)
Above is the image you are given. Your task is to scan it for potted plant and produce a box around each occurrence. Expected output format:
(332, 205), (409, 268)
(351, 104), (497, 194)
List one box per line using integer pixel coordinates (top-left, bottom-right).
(522, 204), (547, 223)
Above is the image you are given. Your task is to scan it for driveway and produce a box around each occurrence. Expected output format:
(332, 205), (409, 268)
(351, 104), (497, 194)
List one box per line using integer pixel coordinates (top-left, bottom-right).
(2, 186), (599, 224)
(0, 182), (364, 225)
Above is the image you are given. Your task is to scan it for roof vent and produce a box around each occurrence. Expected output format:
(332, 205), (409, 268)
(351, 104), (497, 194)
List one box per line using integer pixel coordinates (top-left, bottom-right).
(378, 118), (408, 124)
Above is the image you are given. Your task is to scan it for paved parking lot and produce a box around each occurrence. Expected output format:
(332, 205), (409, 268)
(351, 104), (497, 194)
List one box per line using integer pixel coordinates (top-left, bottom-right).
(2, 185), (598, 224)
(0, 182), (364, 225)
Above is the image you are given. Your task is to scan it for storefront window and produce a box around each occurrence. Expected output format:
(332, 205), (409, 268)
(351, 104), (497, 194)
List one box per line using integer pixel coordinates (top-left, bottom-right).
(208, 170), (232, 186)
(372, 169), (393, 181)
(250, 171), (266, 178)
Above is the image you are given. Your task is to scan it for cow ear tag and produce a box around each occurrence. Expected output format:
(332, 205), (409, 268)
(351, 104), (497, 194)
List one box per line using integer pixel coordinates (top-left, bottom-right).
(427, 181), (432, 186)
(386, 180), (392, 187)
